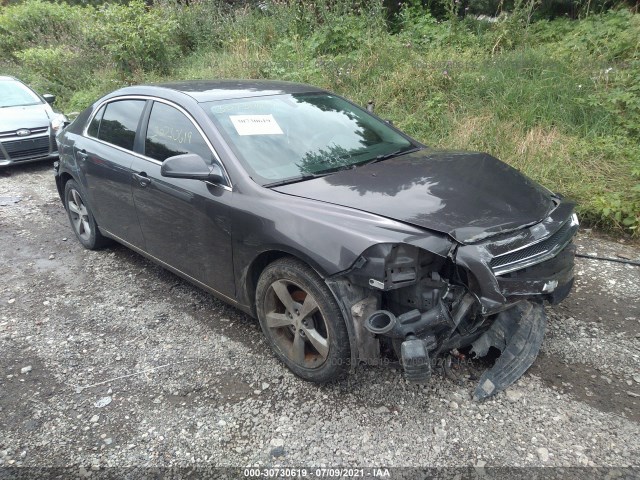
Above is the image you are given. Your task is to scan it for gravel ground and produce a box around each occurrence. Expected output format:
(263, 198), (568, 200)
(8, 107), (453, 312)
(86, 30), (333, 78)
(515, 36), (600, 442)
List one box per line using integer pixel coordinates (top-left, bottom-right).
(0, 162), (639, 471)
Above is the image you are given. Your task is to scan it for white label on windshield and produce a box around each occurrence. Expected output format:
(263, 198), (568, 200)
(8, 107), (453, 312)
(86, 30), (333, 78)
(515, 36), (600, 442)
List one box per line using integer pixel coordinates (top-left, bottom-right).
(229, 114), (283, 136)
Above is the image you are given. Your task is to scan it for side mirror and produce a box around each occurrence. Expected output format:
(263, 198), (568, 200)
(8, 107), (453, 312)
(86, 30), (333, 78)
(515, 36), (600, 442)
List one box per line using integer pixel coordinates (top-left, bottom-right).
(42, 94), (56, 105)
(161, 153), (226, 185)
(207, 163), (226, 185)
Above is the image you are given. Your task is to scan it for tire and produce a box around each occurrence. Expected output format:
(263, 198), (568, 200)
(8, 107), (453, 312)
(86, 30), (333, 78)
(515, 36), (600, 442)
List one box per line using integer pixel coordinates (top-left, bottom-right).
(256, 257), (351, 383)
(64, 179), (111, 250)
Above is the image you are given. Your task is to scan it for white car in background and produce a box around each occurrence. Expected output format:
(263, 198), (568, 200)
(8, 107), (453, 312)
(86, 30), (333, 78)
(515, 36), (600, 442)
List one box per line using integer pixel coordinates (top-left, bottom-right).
(0, 76), (68, 167)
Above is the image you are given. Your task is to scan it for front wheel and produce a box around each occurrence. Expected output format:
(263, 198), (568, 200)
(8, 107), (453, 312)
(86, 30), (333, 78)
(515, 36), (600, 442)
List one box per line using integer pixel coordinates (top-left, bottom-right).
(256, 258), (351, 383)
(64, 179), (111, 250)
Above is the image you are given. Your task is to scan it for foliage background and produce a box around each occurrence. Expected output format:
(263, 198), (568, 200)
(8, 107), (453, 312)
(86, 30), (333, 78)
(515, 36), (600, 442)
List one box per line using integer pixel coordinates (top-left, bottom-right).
(1, 0), (638, 233)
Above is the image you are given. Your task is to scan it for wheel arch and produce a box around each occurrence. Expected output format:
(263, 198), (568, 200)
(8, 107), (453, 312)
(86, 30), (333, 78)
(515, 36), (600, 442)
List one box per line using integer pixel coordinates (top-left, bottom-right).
(242, 248), (330, 317)
(243, 248), (359, 373)
(56, 171), (76, 202)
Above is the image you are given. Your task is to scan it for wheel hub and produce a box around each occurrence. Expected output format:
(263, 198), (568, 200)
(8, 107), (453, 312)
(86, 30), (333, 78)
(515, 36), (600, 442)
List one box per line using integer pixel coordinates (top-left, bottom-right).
(265, 279), (329, 368)
(67, 189), (91, 241)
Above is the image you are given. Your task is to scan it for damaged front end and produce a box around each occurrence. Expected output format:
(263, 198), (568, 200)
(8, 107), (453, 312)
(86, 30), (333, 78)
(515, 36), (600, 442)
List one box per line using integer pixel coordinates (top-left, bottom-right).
(327, 201), (579, 400)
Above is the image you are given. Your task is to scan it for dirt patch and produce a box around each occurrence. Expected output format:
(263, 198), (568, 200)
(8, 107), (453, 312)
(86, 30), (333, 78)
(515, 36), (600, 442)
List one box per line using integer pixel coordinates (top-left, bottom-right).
(1, 162), (639, 468)
(530, 352), (640, 422)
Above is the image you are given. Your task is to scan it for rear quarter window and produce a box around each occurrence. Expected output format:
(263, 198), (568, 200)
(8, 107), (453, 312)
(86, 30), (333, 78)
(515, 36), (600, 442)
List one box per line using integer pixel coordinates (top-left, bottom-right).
(87, 105), (105, 138)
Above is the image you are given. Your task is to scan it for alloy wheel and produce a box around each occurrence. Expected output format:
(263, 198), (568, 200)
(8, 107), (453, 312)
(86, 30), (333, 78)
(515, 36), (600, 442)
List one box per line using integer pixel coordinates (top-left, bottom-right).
(264, 279), (330, 368)
(66, 188), (91, 242)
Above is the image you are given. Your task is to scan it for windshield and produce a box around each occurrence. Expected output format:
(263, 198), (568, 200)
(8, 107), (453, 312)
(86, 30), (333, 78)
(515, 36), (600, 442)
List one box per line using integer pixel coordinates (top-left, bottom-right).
(0, 79), (43, 108)
(203, 93), (415, 186)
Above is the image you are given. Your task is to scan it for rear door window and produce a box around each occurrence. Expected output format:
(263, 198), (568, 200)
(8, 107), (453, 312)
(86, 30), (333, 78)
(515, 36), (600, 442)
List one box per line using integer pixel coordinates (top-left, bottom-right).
(96, 100), (146, 151)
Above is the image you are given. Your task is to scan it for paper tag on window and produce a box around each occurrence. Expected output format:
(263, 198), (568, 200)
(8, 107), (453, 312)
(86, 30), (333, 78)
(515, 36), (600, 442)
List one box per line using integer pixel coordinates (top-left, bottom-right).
(229, 114), (283, 136)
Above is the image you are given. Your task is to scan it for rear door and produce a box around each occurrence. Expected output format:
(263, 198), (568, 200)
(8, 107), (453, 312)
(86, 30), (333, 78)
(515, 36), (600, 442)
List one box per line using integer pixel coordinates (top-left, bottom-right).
(75, 98), (147, 247)
(130, 100), (235, 298)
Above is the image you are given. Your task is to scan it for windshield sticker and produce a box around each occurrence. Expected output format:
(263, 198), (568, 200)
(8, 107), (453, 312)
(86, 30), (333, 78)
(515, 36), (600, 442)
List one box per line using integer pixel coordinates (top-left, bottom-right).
(230, 114), (284, 136)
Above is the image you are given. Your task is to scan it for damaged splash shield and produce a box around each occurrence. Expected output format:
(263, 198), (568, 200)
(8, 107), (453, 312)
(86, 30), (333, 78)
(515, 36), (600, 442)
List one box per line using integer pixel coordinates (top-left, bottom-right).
(471, 301), (547, 401)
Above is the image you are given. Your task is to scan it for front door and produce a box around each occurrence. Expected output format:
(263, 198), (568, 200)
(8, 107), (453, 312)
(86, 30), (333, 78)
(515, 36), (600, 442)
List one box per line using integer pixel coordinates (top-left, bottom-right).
(130, 100), (235, 298)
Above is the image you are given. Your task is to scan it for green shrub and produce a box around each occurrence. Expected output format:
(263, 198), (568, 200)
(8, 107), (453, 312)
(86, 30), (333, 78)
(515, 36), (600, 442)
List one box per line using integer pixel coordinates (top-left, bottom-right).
(90, 0), (180, 75)
(559, 9), (640, 62)
(397, 6), (446, 47)
(156, 0), (227, 54)
(64, 77), (124, 113)
(14, 46), (94, 104)
(567, 136), (640, 233)
(0, 0), (86, 59)
(309, 15), (371, 55)
(487, 0), (539, 53)
(591, 192), (640, 232)
(584, 69), (640, 139)
(2, 0), (638, 234)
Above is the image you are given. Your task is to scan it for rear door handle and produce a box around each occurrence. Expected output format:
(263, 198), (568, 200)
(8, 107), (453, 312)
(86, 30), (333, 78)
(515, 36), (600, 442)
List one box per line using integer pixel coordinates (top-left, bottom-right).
(132, 172), (151, 187)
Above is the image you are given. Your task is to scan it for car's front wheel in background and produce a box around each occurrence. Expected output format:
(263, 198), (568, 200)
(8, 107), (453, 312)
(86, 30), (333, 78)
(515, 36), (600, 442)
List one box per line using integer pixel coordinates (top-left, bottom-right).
(64, 179), (110, 250)
(256, 258), (351, 383)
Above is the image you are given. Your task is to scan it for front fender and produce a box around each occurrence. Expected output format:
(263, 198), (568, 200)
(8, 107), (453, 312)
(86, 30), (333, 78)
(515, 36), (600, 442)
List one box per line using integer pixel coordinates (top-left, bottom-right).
(231, 188), (455, 306)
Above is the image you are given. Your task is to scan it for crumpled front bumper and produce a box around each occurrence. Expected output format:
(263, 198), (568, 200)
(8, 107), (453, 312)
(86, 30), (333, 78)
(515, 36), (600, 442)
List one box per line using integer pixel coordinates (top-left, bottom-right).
(471, 300), (547, 400)
(496, 243), (575, 305)
(331, 200), (578, 399)
(455, 201), (578, 315)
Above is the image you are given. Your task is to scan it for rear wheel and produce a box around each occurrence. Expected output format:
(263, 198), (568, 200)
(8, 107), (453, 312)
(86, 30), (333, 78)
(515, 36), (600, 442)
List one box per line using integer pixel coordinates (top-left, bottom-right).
(64, 179), (111, 250)
(256, 258), (351, 383)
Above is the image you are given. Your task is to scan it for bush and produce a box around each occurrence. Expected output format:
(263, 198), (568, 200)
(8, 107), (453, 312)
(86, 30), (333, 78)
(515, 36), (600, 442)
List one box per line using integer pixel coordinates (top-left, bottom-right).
(157, 0), (228, 54)
(579, 139), (640, 232)
(592, 191), (640, 232)
(396, 6), (445, 47)
(64, 77), (124, 113)
(2, 0), (638, 234)
(89, 0), (180, 75)
(309, 15), (373, 56)
(14, 46), (92, 99)
(0, 0), (86, 60)
(558, 9), (640, 62)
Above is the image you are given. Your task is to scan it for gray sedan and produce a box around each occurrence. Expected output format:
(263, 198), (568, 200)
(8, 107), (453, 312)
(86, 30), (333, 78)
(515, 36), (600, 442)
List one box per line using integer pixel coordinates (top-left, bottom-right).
(54, 80), (578, 399)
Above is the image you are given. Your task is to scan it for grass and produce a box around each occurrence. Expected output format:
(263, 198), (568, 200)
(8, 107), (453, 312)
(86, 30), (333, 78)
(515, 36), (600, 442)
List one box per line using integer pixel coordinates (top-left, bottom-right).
(169, 26), (638, 233)
(1, 0), (638, 233)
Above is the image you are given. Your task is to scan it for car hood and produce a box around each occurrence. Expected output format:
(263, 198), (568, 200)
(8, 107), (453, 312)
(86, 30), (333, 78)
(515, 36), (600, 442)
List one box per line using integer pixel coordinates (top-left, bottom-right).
(0, 104), (51, 132)
(274, 150), (555, 244)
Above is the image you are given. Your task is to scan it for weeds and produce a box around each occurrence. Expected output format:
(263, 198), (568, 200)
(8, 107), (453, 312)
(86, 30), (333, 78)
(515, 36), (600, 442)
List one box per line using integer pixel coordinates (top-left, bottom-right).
(1, 0), (638, 233)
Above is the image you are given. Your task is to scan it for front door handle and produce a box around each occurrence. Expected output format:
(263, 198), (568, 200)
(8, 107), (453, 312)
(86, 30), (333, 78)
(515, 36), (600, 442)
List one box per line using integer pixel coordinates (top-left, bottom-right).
(133, 172), (151, 187)
(76, 149), (88, 161)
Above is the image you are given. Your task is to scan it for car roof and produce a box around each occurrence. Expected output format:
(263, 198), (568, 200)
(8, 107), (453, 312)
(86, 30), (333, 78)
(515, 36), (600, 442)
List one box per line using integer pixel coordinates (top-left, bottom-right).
(116, 79), (327, 103)
(0, 76), (19, 82)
